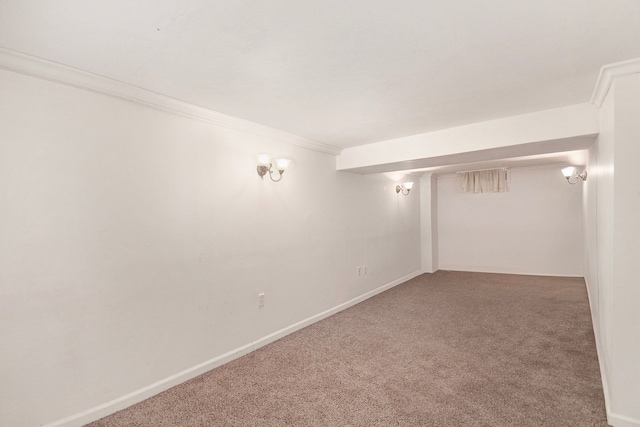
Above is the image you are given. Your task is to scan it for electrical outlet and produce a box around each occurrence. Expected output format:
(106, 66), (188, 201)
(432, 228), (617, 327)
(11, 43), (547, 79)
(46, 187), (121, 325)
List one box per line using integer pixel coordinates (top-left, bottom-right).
(258, 293), (265, 308)
(362, 265), (367, 275)
(356, 266), (362, 276)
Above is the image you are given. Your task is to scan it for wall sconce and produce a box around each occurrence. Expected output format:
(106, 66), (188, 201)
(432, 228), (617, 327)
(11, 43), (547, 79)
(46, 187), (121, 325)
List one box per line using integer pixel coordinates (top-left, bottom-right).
(257, 154), (291, 182)
(396, 182), (413, 195)
(561, 166), (588, 184)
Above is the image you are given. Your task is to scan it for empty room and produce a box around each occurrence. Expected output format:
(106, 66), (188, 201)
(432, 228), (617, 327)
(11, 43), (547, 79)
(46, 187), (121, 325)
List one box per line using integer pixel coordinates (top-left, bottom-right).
(1, 1), (640, 426)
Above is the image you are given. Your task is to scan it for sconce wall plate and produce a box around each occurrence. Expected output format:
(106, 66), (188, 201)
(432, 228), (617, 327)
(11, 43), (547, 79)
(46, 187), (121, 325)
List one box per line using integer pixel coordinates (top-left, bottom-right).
(561, 166), (587, 184)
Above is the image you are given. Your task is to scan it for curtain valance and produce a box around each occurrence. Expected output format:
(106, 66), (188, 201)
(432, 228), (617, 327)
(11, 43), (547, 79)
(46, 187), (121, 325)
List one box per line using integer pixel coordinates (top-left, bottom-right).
(458, 168), (509, 193)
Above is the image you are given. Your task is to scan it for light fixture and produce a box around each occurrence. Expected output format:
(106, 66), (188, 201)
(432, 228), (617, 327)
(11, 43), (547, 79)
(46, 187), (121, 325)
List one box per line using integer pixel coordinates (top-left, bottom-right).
(257, 154), (291, 182)
(561, 166), (587, 184)
(396, 181), (413, 196)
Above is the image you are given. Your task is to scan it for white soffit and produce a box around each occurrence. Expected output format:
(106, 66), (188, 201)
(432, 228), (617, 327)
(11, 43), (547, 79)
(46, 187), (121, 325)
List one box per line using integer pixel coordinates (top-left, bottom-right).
(340, 57), (640, 175)
(336, 103), (599, 173)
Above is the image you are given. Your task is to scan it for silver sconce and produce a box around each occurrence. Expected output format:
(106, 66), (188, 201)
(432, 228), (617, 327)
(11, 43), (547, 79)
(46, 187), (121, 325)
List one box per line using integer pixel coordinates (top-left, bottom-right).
(396, 182), (414, 195)
(561, 167), (587, 184)
(257, 154), (291, 182)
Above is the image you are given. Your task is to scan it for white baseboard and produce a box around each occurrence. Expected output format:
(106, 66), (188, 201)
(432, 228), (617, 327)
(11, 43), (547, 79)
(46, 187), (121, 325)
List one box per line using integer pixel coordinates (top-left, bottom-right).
(44, 269), (424, 427)
(435, 265), (583, 278)
(583, 276), (612, 420)
(583, 277), (640, 427)
(609, 413), (640, 427)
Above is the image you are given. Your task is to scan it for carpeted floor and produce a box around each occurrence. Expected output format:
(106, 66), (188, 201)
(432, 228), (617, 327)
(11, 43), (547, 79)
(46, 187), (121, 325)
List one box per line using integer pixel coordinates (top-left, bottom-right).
(87, 271), (608, 426)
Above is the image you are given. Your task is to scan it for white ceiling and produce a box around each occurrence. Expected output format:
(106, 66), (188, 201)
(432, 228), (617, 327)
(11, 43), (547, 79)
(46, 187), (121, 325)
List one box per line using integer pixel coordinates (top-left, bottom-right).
(1, 0), (639, 150)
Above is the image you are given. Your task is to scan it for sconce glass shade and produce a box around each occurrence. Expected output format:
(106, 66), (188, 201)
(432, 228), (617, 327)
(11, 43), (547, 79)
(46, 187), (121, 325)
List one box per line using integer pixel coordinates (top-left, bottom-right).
(275, 158), (291, 172)
(256, 154), (271, 166)
(404, 181), (414, 190)
(561, 167), (576, 178)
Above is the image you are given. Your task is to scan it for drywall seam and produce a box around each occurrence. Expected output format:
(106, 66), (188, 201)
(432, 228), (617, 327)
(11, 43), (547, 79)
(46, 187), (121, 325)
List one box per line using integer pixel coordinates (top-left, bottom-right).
(591, 58), (640, 108)
(42, 269), (424, 427)
(0, 47), (341, 156)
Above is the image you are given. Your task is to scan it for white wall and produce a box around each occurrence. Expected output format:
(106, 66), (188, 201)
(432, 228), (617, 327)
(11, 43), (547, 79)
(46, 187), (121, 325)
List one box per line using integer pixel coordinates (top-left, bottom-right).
(584, 83), (615, 399)
(0, 69), (422, 427)
(610, 74), (640, 423)
(584, 72), (640, 427)
(437, 166), (583, 276)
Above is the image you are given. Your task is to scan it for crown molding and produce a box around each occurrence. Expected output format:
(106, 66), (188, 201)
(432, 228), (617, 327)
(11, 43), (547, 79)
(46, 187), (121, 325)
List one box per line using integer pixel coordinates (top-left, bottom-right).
(0, 47), (342, 156)
(591, 57), (640, 108)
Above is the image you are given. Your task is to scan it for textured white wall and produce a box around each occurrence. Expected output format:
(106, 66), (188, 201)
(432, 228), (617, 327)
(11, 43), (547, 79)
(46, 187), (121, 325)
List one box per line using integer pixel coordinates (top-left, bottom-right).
(437, 166), (583, 276)
(0, 69), (422, 427)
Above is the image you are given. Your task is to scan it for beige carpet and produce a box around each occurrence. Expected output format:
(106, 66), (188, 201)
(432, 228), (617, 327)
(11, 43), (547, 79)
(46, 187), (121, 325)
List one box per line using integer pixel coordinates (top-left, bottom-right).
(87, 271), (608, 426)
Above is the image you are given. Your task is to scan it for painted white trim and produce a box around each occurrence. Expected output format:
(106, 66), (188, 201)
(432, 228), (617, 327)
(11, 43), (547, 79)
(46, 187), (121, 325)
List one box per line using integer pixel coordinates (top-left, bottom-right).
(591, 58), (640, 108)
(583, 281), (640, 427)
(608, 413), (640, 427)
(0, 47), (342, 156)
(583, 276), (613, 424)
(437, 265), (582, 279)
(43, 269), (423, 427)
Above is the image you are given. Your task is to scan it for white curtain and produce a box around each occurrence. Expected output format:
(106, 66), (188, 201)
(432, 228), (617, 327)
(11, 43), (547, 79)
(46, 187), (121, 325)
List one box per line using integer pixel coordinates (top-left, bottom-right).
(459, 168), (509, 193)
